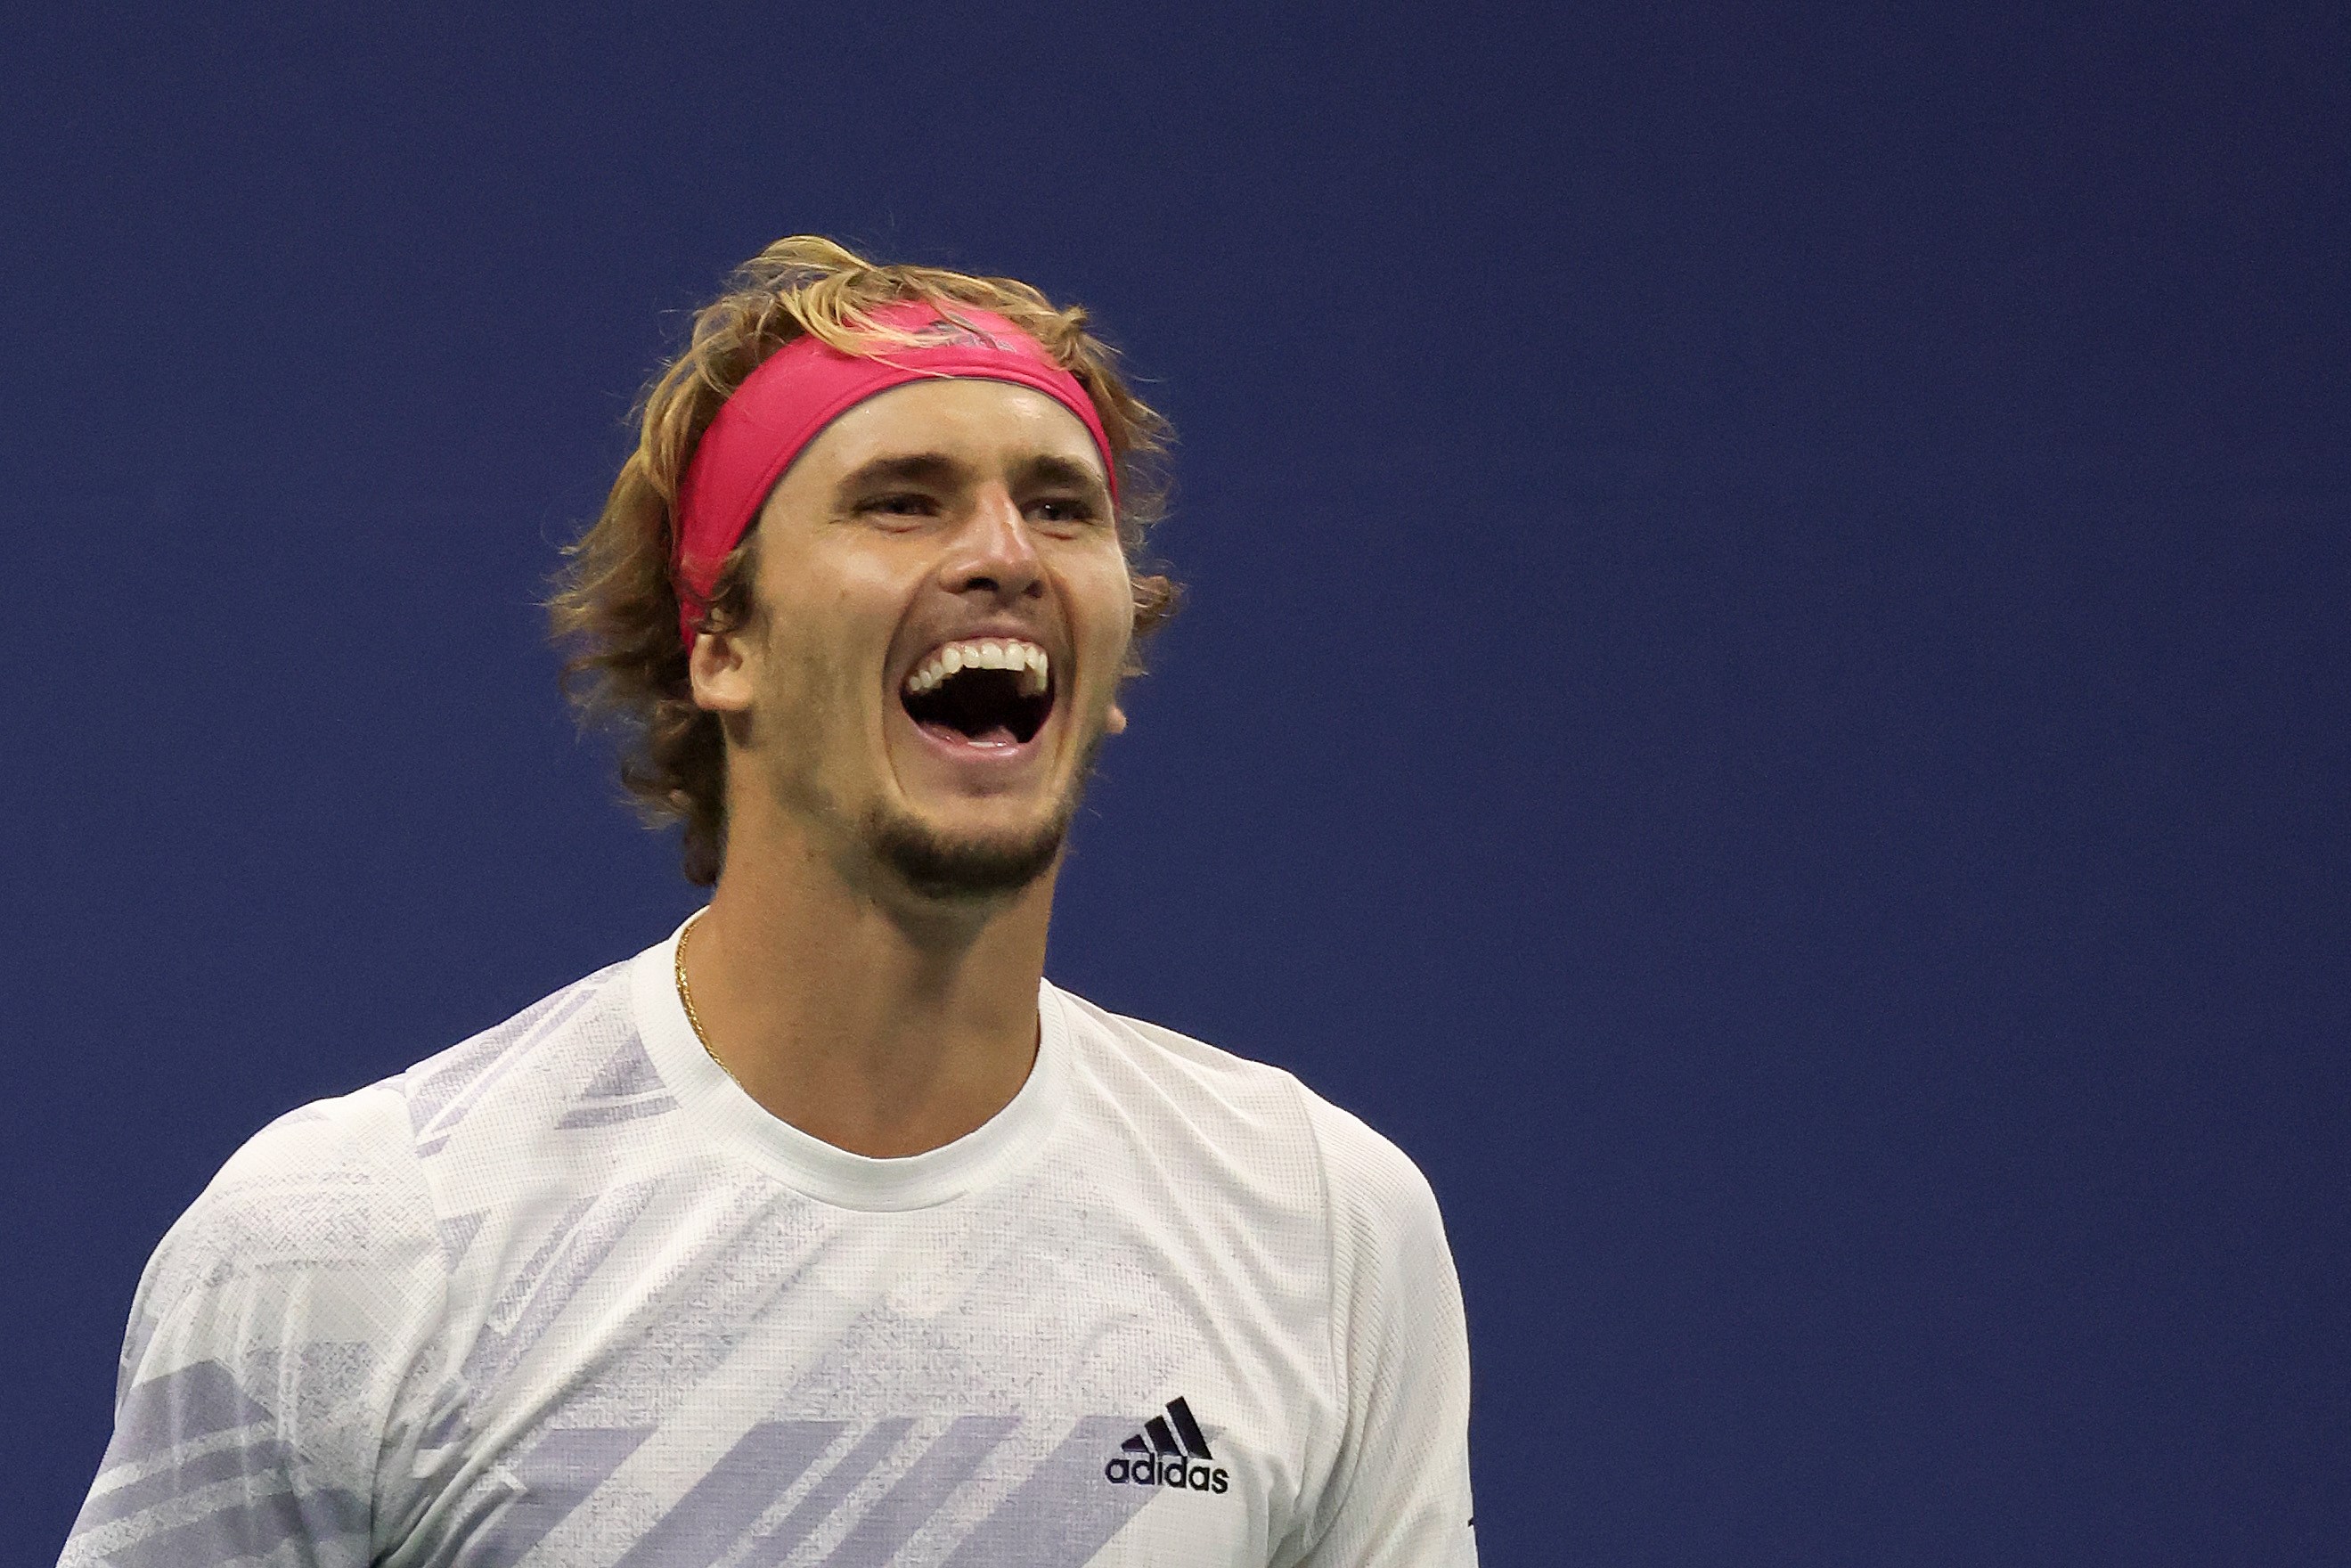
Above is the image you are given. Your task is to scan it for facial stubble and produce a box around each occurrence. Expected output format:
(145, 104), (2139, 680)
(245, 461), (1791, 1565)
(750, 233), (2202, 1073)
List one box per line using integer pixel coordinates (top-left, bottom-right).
(861, 723), (1110, 902)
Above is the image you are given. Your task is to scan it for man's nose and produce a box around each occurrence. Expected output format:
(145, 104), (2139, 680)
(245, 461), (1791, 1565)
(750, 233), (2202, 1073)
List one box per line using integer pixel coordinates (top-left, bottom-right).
(941, 486), (1044, 600)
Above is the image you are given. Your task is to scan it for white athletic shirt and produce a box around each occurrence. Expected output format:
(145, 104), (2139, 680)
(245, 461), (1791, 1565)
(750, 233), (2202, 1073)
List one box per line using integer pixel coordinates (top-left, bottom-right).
(62, 926), (1477, 1567)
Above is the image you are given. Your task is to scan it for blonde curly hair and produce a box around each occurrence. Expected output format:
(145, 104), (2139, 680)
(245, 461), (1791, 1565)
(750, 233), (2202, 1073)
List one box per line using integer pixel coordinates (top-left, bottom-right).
(549, 236), (1180, 885)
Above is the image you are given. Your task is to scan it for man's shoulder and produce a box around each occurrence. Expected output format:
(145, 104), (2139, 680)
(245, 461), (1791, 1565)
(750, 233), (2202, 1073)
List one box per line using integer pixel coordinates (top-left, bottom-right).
(1049, 985), (1447, 1231)
(1050, 984), (1315, 1124)
(175, 957), (641, 1245)
(396, 954), (649, 1160)
(135, 1078), (444, 1353)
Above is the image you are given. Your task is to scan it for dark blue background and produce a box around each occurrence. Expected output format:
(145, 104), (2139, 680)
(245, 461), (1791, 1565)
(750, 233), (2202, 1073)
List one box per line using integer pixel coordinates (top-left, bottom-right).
(5, 4), (2346, 1563)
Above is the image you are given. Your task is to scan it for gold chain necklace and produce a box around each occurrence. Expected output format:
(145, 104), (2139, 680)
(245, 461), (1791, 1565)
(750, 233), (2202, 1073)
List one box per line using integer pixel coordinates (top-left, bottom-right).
(673, 909), (743, 1088)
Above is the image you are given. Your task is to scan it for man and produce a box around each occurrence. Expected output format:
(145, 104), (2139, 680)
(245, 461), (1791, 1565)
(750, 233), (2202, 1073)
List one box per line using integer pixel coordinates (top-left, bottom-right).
(64, 237), (1476, 1566)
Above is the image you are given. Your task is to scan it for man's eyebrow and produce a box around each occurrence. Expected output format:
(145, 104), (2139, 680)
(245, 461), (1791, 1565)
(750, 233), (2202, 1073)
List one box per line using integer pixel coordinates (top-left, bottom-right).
(1013, 453), (1112, 497)
(837, 452), (967, 491)
(837, 450), (1111, 500)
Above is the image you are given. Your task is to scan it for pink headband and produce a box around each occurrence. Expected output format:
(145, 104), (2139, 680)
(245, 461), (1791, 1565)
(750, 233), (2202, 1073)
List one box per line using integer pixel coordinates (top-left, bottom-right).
(671, 299), (1115, 648)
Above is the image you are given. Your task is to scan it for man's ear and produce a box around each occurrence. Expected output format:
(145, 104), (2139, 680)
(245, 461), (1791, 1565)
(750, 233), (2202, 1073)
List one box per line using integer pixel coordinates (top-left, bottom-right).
(689, 625), (757, 714)
(1106, 700), (1128, 735)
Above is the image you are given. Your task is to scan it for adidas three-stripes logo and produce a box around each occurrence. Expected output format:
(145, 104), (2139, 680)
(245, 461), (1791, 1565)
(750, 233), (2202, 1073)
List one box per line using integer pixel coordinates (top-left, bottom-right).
(1102, 1396), (1230, 1493)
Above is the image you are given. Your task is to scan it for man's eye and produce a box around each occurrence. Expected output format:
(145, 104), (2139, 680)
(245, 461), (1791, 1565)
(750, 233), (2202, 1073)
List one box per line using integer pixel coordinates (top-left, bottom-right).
(1031, 497), (1099, 525)
(861, 493), (937, 518)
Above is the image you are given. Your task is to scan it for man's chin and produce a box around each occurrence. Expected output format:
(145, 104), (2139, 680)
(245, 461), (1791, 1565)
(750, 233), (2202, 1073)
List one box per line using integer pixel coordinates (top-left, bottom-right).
(863, 725), (1106, 902)
(861, 804), (1072, 902)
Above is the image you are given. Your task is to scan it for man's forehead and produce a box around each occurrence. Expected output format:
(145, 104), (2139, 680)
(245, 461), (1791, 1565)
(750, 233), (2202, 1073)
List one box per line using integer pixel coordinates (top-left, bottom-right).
(808, 378), (1107, 481)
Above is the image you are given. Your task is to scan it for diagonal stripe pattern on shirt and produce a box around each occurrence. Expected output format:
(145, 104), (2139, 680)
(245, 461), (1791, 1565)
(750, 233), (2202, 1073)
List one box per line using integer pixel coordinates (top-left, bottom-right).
(733, 1417), (913, 1566)
(610, 1419), (843, 1568)
(826, 1414), (1019, 1564)
(941, 1415), (1165, 1568)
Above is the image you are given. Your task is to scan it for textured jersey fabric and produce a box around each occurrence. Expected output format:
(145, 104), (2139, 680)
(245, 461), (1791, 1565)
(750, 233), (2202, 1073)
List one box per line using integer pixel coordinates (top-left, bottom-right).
(62, 926), (1476, 1567)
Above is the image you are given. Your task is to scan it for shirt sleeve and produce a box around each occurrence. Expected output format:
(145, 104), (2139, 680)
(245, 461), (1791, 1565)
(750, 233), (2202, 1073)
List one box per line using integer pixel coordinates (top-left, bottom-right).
(1289, 1097), (1479, 1568)
(60, 1084), (451, 1568)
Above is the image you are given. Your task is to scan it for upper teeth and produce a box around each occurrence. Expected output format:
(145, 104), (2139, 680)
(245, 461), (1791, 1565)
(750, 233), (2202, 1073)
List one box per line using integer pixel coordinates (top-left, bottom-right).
(904, 639), (1050, 697)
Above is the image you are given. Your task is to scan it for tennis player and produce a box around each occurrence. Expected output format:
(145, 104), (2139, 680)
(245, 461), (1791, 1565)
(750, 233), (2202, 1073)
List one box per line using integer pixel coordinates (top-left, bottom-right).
(63, 237), (1476, 1566)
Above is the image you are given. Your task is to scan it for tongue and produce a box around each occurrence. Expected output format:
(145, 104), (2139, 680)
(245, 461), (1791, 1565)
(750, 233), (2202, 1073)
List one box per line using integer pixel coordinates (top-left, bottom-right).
(923, 720), (1020, 748)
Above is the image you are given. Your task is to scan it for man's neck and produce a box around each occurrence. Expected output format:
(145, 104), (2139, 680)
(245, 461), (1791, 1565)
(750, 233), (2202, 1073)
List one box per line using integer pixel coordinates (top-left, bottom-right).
(681, 822), (1055, 1160)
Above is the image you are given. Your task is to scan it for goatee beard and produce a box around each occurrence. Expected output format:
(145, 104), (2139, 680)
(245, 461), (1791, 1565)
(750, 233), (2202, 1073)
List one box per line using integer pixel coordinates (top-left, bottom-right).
(864, 800), (1076, 901)
(858, 724), (1108, 902)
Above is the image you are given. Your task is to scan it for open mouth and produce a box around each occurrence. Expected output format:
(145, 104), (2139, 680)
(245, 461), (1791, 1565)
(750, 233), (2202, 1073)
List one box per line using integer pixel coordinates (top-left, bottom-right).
(901, 638), (1055, 748)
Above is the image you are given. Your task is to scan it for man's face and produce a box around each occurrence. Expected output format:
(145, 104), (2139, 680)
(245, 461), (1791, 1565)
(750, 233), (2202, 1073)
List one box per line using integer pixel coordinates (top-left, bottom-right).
(694, 377), (1134, 901)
